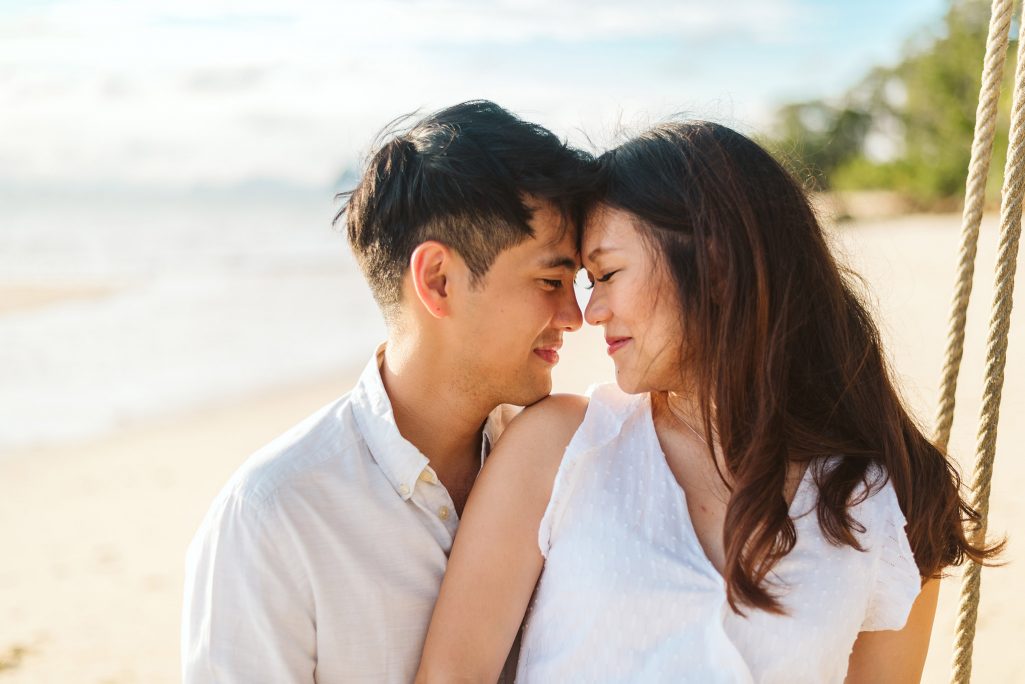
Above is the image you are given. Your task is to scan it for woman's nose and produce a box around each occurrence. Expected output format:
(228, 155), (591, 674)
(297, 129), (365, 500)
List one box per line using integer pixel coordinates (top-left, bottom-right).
(584, 291), (608, 327)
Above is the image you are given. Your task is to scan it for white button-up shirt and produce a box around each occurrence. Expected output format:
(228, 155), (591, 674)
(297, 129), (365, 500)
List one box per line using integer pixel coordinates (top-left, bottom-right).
(182, 347), (516, 683)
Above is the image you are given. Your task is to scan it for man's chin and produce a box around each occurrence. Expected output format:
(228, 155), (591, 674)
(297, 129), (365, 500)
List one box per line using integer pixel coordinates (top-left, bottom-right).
(504, 376), (553, 408)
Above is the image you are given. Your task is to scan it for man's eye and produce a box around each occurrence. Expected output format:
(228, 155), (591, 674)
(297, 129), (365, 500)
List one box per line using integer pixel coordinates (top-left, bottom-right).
(541, 279), (564, 289)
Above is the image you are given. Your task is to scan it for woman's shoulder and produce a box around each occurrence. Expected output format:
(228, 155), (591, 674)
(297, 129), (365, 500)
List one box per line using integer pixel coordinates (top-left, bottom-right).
(807, 458), (911, 552)
(496, 393), (590, 458)
(500, 383), (643, 449)
(477, 395), (591, 518)
(488, 383), (647, 476)
(809, 458), (899, 510)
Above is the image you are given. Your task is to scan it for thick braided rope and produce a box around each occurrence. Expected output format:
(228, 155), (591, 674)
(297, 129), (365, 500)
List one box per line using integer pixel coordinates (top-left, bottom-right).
(950, 4), (1025, 682)
(935, 0), (1013, 452)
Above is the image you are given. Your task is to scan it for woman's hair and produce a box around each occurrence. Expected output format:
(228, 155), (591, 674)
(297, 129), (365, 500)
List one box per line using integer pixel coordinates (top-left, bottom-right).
(591, 121), (1000, 614)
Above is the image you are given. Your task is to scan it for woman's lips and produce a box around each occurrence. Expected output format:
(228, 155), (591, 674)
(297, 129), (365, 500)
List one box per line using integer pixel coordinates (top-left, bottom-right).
(606, 337), (631, 355)
(533, 348), (560, 364)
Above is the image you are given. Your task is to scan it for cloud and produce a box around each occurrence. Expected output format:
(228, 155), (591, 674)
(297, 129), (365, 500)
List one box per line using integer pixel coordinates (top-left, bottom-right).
(4, 0), (801, 44)
(296, 0), (803, 45)
(183, 66), (273, 93)
(0, 0), (874, 191)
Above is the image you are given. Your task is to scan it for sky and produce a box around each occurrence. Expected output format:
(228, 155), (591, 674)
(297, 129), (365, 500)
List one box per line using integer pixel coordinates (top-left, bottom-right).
(0, 0), (951, 194)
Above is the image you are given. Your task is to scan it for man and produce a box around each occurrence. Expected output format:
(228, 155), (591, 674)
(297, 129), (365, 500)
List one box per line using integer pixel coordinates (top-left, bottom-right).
(182, 100), (590, 682)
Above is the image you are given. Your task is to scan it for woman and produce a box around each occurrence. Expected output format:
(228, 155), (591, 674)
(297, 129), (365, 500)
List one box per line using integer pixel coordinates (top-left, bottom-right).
(415, 122), (998, 683)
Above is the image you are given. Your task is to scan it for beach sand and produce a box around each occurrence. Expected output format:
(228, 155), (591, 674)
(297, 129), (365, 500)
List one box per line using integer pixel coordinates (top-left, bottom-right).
(0, 283), (118, 315)
(0, 213), (1022, 682)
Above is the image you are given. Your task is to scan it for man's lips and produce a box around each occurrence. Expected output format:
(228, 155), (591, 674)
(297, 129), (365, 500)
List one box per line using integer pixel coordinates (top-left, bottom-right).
(606, 337), (631, 355)
(532, 345), (561, 365)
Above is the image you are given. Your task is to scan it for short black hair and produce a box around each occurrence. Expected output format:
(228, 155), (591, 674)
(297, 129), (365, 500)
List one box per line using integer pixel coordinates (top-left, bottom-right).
(335, 100), (592, 318)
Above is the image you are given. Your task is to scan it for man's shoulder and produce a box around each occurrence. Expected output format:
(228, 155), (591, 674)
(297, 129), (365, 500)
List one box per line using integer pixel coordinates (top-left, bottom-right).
(215, 390), (369, 515)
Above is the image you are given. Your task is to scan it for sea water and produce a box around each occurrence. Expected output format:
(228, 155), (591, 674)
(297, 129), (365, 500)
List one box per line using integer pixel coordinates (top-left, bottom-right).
(0, 190), (385, 451)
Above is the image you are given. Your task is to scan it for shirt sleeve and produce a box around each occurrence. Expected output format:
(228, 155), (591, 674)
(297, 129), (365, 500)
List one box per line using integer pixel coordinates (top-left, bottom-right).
(860, 481), (922, 632)
(182, 488), (316, 683)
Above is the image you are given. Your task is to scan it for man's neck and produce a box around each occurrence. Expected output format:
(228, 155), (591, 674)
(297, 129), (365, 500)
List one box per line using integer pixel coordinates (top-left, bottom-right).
(380, 337), (495, 490)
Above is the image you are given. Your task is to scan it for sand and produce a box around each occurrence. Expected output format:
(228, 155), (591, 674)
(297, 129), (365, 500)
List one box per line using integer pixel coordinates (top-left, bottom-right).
(0, 212), (1022, 682)
(0, 283), (118, 315)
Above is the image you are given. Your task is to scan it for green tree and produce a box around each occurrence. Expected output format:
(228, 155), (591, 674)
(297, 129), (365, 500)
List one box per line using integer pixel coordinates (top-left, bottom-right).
(767, 0), (1015, 207)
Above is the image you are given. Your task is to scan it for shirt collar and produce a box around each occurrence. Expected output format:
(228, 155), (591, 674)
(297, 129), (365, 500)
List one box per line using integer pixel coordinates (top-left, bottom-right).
(482, 403), (517, 463)
(350, 344), (511, 501)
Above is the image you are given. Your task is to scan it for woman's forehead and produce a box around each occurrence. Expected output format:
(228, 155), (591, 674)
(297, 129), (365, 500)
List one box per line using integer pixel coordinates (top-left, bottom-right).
(583, 206), (637, 260)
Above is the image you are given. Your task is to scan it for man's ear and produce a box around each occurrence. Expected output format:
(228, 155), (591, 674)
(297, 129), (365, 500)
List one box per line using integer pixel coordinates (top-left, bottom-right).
(409, 241), (453, 319)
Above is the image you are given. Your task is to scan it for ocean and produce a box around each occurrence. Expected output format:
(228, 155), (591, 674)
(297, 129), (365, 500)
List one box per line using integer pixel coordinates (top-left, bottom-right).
(0, 190), (386, 452)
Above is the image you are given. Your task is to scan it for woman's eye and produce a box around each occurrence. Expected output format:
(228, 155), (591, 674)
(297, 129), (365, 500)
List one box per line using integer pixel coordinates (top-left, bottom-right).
(541, 278), (564, 289)
(588, 270), (620, 288)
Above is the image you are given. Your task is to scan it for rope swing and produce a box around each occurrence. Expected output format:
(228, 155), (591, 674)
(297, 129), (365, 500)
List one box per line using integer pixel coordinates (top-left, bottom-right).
(935, 0), (1023, 681)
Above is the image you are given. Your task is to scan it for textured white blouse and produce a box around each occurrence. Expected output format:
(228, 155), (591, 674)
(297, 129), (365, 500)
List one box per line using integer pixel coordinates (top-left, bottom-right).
(516, 384), (921, 684)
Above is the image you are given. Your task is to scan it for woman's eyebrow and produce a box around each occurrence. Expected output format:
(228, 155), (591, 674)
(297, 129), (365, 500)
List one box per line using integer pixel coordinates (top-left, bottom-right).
(585, 245), (619, 263)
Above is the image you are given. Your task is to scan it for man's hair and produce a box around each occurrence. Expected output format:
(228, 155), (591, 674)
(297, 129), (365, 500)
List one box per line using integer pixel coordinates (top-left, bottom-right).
(335, 100), (592, 319)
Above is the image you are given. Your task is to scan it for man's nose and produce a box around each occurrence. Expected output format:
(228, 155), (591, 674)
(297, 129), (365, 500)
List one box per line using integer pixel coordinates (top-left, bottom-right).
(556, 286), (583, 332)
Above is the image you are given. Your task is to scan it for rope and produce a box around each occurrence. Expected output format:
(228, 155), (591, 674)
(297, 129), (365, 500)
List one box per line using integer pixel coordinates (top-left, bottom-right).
(935, 0), (1013, 452)
(949, 2), (1025, 681)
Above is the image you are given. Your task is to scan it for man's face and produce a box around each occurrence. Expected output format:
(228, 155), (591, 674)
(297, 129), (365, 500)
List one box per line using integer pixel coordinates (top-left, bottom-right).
(451, 200), (583, 407)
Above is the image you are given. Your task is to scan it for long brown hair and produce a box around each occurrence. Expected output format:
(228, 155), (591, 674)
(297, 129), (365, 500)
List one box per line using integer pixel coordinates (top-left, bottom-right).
(592, 121), (1000, 614)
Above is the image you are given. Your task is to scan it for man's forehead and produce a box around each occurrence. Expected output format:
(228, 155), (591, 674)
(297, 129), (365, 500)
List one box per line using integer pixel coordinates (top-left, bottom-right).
(529, 202), (574, 237)
(529, 217), (579, 266)
(495, 218), (578, 270)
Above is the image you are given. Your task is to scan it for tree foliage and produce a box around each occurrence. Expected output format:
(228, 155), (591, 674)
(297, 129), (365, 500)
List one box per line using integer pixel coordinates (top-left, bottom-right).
(766, 0), (1015, 207)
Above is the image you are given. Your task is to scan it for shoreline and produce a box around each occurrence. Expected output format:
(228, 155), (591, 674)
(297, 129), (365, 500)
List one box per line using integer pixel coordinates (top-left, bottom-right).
(0, 365), (363, 463)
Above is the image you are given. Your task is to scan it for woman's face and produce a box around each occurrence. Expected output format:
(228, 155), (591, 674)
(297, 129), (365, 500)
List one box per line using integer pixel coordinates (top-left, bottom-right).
(581, 205), (687, 394)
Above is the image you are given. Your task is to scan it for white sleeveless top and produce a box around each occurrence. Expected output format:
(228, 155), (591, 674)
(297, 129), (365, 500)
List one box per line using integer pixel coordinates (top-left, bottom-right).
(515, 384), (921, 683)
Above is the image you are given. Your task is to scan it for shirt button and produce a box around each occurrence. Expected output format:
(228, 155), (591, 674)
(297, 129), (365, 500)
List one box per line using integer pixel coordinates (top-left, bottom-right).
(398, 484), (410, 496)
(438, 506), (450, 520)
(419, 470), (437, 484)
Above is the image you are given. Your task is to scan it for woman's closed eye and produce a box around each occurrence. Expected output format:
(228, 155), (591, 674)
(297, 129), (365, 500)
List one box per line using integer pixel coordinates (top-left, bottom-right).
(583, 269), (620, 290)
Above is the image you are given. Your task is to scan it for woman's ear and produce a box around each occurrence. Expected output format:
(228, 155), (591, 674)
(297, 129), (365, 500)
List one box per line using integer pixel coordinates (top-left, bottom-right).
(409, 241), (453, 319)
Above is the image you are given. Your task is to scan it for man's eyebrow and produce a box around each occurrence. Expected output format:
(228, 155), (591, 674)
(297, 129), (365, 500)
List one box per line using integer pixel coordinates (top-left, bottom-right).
(538, 255), (579, 271)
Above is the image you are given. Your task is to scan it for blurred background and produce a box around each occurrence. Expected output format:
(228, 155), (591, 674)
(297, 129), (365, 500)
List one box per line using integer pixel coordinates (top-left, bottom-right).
(1, 0), (1022, 681)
